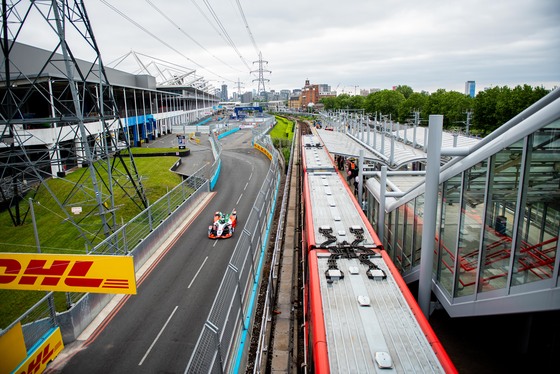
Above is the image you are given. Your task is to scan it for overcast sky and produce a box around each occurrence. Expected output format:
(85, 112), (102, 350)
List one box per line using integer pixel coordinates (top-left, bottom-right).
(13, 0), (560, 95)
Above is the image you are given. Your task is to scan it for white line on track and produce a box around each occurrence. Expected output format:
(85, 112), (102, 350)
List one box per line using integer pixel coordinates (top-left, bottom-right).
(236, 193), (243, 205)
(189, 256), (209, 288)
(213, 240), (218, 247)
(244, 182), (248, 191)
(139, 305), (178, 366)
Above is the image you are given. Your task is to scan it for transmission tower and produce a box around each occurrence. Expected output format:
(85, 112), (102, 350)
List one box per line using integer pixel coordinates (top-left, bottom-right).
(236, 77), (245, 95)
(1, 1), (147, 251)
(251, 51), (271, 95)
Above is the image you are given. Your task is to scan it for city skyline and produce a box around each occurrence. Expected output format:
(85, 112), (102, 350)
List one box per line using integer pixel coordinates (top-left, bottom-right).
(12, 0), (560, 95)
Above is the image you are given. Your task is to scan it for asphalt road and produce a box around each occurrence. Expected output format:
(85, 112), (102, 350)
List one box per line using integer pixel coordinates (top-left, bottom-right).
(49, 129), (270, 373)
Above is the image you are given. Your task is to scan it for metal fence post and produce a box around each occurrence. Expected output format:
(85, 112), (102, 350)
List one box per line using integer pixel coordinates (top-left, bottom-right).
(148, 200), (153, 232)
(229, 264), (248, 330)
(206, 321), (224, 374)
(167, 186), (171, 215)
(122, 218), (128, 254)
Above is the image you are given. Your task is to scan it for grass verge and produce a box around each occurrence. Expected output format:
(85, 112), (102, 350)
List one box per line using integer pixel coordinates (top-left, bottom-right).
(0, 155), (182, 328)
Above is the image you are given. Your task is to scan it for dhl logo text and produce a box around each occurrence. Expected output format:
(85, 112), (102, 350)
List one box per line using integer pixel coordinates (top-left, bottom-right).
(0, 253), (136, 294)
(11, 327), (64, 374)
(16, 340), (61, 374)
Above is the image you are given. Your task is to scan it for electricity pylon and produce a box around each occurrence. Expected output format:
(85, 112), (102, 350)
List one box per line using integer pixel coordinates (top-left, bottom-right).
(251, 51), (271, 96)
(1, 1), (147, 251)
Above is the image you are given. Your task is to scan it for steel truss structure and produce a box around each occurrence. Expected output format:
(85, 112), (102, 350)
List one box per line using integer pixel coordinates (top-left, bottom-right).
(1, 0), (147, 250)
(251, 51), (270, 96)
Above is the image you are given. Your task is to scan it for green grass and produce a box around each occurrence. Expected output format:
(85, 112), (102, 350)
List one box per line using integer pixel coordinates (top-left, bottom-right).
(0, 157), (181, 254)
(122, 146), (186, 155)
(0, 155), (183, 328)
(270, 116), (294, 139)
(270, 115), (295, 162)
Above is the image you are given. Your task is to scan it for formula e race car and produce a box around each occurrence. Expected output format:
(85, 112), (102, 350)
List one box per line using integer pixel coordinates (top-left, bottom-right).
(208, 210), (237, 239)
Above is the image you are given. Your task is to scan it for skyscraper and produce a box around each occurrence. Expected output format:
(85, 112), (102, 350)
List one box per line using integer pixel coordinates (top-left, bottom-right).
(465, 81), (476, 97)
(221, 84), (228, 101)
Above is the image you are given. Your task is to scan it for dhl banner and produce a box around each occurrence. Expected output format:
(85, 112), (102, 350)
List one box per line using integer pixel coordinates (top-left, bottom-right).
(0, 322), (27, 374)
(10, 326), (64, 374)
(254, 143), (272, 160)
(0, 253), (136, 294)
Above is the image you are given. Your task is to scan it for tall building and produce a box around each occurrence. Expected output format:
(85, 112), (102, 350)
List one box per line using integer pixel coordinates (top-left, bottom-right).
(279, 89), (291, 100)
(221, 84), (228, 101)
(241, 91), (253, 104)
(465, 80), (476, 97)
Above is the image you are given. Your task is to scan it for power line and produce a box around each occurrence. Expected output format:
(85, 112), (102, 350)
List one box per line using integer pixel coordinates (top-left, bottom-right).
(234, 0), (259, 55)
(196, 0), (252, 71)
(99, 0), (234, 82)
(144, 0), (240, 72)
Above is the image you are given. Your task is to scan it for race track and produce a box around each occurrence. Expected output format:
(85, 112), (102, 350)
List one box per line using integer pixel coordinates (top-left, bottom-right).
(51, 129), (270, 373)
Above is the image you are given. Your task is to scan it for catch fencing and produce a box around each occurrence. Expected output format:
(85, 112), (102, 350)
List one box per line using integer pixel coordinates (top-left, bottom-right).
(1, 118), (279, 372)
(2, 143), (214, 346)
(185, 124), (281, 373)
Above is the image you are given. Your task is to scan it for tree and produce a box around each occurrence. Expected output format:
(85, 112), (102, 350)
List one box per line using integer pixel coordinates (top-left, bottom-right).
(365, 90), (405, 120)
(398, 92), (429, 123)
(473, 86), (501, 134)
(395, 85), (414, 99)
(320, 96), (337, 111)
(348, 94), (365, 109)
(425, 89), (473, 129)
(472, 85), (549, 135)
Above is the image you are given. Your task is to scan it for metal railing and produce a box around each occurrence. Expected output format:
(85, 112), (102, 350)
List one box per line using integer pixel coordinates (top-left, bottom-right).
(252, 122), (297, 373)
(186, 123), (282, 373)
(2, 152), (212, 349)
(89, 172), (207, 257)
(2, 120), (280, 373)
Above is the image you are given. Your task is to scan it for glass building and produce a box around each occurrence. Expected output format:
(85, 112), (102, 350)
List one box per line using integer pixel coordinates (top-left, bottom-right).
(317, 88), (560, 317)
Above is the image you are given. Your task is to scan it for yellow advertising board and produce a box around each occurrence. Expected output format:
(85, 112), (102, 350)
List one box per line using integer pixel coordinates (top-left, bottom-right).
(0, 253), (136, 294)
(10, 326), (64, 374)
(0, 322), (27, 374)
(254, 144), (272, 160)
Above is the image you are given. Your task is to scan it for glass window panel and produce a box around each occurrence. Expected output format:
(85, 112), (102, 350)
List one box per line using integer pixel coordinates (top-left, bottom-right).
(438, 174), (462, 295)
(370, 197), (378, 228)
(385, 211), (393, 255)
(403, 200), (415, 272)
(480, 140), (524, 292)
(457, 160), (488, 297)
(512, 122), (560, 286)
(395, 205), (406, 272)
(390, 210), (398, 261)
(434, 185), (443, 278)
(413, 195), (425, 268)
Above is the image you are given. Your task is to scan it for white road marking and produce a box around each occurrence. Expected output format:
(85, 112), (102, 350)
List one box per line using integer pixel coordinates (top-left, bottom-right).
(188, 256), (209, 288)
(139, 305), (178, 366)
(244, 182), (249, 191)
(213, 240), (218, 247)
(236, 193), (243, 205)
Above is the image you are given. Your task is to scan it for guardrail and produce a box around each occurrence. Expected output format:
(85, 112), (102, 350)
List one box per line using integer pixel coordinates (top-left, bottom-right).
(186, 121), (282, 373)
(252, 122), (296, 373)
